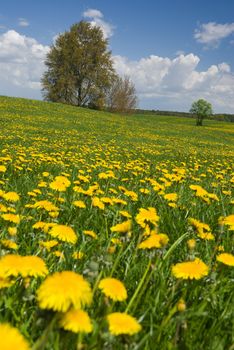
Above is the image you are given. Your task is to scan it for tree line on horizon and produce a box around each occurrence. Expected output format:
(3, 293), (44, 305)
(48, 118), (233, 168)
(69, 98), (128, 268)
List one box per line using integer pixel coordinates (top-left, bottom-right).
(135, 109), (234, 123)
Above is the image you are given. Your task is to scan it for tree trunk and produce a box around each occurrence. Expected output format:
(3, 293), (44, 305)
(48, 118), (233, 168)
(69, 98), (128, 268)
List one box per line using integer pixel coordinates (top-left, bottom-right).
(196, 116), (203, 126)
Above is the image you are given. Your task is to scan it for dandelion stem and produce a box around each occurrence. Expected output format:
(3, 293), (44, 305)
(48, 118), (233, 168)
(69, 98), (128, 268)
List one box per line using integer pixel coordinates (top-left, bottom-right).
(163, 233), (189, 261)
(125, 259), (151, 313)
(110, 243), (124, 277)
(32, 314), (57, 350)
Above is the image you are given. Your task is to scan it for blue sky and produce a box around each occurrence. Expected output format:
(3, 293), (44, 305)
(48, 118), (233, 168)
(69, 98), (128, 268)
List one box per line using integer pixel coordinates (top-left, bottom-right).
(0, 0), (234, 112)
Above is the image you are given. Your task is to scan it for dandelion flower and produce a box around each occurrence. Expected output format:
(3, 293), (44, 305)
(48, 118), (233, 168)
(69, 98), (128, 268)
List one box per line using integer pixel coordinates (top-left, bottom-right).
(177, 298), (186, 312)
(107, 312), (142, 335)
(37, 271), (92, 312)
(119, 210), (132, 218)
(135, 207), (159, 228)
(1, 239), (19, 250)
(49, 176), (71, 192)
(3, 191), (20, 202)
(83, 230), (97, 239)
(138, 234), (169, 249)
(0, 254), (48, 278)
(73, 200), (86, 208)
(39, 240), (58, 251)
(49, 225), (77, 244)
(8, 227), (17, 236)
(172, 258), (209, 280)
(164, 193), (177, 202)
(33, 200), (59, 212)
(187, 239), (196, 250)
(98, 278), (127, 301)
(216, 253), (234, 266)
(2, 213), (20, 224)
(189, 218), (214, 240)
(219, 215), (234, 230)
(92, 197), (105, 210)
(0, 277), (13, 289)
(0, 165), (6, 173)
(0, 323), (30, 350)
(72, 251), (84, 260)
(111, 220), (132, 234)
(60, 309), (93, 333)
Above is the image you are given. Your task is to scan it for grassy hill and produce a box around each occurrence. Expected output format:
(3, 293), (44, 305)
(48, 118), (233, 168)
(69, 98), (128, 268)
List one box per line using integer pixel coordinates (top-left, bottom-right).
(0, 96), (233, 350)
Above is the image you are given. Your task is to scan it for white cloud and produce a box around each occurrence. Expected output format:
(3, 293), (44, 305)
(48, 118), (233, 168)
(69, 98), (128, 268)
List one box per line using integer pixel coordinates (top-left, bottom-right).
(194, 22), (234, 47)
(18, 18), (29, 27)
(83, 9), (103, 19)
(113, 53), (234, 113)
(83, 8), (114, 39)
(0, 30), (49, 96)
(0, 29), (234, 113)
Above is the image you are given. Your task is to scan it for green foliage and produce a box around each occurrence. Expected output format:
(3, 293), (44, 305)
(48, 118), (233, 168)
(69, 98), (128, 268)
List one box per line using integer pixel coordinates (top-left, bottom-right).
(106, 75), (138, 114)
(41, 21), (116, 107)
(190, 99), (213, 126)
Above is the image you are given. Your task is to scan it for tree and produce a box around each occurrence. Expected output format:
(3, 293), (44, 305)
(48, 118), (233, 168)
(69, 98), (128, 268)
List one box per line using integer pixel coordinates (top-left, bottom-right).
(190, 99), (213, 126)
(41, 21), (116, 108)
(106, 75), (138, 113)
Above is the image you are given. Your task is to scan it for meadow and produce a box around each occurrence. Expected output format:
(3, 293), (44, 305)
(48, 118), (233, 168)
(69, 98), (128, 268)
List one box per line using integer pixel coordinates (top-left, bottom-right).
(0, 95), (233, 350)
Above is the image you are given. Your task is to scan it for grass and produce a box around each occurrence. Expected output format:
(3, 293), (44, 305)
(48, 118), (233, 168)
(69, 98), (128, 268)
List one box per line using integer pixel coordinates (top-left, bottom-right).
(0, 95), (233, 349)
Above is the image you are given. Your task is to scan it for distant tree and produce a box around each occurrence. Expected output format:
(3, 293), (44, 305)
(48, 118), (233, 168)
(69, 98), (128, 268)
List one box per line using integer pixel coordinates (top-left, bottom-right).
(41, 21), (116, 108)
(190, 99), (213, 126)
(106, 75), (138, 113)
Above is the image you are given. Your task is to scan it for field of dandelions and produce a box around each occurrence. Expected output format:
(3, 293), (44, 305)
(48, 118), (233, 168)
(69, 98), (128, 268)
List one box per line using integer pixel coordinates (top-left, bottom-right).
(0, 95), (233, 350)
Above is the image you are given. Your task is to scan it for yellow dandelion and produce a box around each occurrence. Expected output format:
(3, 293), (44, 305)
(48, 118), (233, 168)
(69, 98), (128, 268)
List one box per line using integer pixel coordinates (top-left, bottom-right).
(1, 239), (19, 250)
(73, 200), (86, 208)
(37, 271), (92, 312)
(33, 221), (47, 230)
(92, 197), (105, 210)
(83, 230), (97, 239)
(111, 220), (132, 234)
(0, 323), (30, 350)
(172, 258), (209, 280)
(0, 277), (13, 289)
(0, 203), (8, 213)
(49, 176), (71, 192)
(39, 240), (58, 251)
(60, 309), (93, 333)
(219, 215), (234, 230)
(138, 234), (169, 249)
(72, 251), (84, 260)
(33, 200), (59, 212)
(100, 197), (114, 205)
(3, 191), (20, 202)
(49, 225), (77, 244)
(98, 278), (127, 301)
(107, 312), (142, 335)
(8, 227), (17, 236)
(53, 250), (64, 259)
(42, 171), (50, 177)
(164, 193), (178, 202)
(48, 211), (59, 218)
(2, 213), (20, 224)
(0, 165), (6, 173)
(0, 254), (48, 278)
(135, 207), (159, 228)
(119, 210), (132, 218)
(216, 253), (234, 266)
(112, 198), (127, 205)
(177, 298), (186, 312)
(189, 218), (214, 240)
(187, 239), (196, 250)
